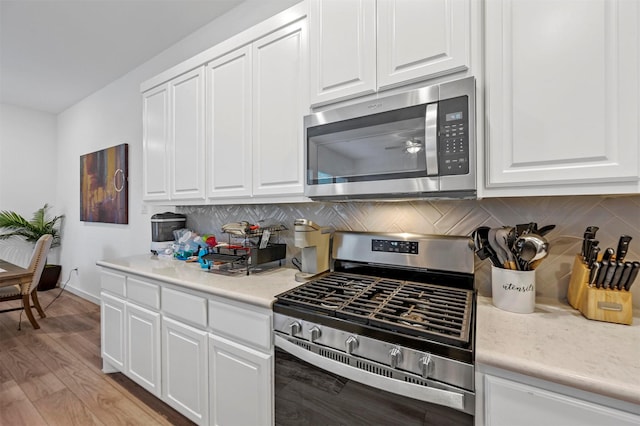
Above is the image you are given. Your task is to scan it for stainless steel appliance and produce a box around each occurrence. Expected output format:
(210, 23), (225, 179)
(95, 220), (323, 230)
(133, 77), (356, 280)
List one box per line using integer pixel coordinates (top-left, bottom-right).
(304, 77), (476, 200)
(293, 219), (331, 278)
(274, 231), (476, 424)
(150, 212), (186, 255)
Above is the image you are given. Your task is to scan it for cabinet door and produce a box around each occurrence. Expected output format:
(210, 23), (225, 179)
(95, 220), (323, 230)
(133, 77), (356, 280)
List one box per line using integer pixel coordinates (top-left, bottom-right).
(206, 46), (253, 199)
(485, 0), (639, 192)
(142, 84), (170, 201)
(377, 0), (470, 89)
(309, 0), (376, 105)
(169, 66), (206, 201)
(252, 18), (308, 197)
(209, 334), (272, 426)
(162, 317), (209, 425)
(125, 303), (161, 397)
(484, 374), (640, 426)
(100, 292), (125, 372)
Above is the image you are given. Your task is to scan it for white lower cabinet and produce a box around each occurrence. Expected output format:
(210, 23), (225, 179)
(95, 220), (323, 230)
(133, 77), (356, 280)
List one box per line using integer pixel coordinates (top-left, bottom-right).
(162, 316), (209, 425)
(100, 269), (274, 426)
(125, 303), (161, 397)
(100, 292), (125, 372)
(477, 366), (640, 426)
(209, 334), (272, 426)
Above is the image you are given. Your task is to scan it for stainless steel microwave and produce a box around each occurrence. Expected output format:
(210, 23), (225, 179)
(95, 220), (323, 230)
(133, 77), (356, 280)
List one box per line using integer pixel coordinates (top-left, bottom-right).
(304, 77), (476, 200)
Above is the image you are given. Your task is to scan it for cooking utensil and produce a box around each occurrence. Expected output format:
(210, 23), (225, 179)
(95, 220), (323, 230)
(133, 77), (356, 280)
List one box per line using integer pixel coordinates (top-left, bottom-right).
(596, 260), (608, 288)
(582, 226), (599, 259)
(603, 260), (617, 289)
(496, 227), (516, 270)
(587, 246), (600, 269)
(611, 261), (624, 290)
(589, 261), (600, 286)
(624, 262), (640, 291)
(472, 226), (501, 268)
(584, 239), (598, 265)
(537, 224), (556, 236)
(619, 262), (633, 290)
(488, 228), (508, 267)
(514, 233), (548, 271)
(615, 235), (632, 262)
(601, 247), (615, 263)
(515, 222), (537, 238)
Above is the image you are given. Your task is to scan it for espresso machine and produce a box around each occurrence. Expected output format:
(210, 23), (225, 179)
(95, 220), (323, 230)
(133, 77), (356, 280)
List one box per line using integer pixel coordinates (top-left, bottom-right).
(293, 219), (331, 281)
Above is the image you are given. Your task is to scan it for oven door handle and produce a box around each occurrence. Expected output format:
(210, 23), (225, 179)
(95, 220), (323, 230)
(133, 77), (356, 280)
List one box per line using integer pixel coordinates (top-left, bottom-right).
(275, 335), (466, 412)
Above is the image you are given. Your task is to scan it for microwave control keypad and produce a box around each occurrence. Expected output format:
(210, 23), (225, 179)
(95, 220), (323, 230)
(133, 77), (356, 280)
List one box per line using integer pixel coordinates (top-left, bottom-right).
(438, 96), (469, 176)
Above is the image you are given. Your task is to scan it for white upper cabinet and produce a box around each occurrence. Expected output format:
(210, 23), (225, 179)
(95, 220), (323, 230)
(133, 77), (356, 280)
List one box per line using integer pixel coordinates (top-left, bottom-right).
(206, 46), (253, 199)
(377, 0), (470, 90)
(142, 2), (308, 205)
(309, 0), (470, 106)
(484, 0), (640, 196)
(142, 67), (206, 202)
(309, 0), (376, 105)
(252, 19), (308, 197)
(142, 85), (170, 201)
(169, 67), (206, 201)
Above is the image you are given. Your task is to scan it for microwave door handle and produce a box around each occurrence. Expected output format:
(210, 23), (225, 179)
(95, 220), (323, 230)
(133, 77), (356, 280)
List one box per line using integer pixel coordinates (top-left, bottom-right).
(424, 103), (439, 176)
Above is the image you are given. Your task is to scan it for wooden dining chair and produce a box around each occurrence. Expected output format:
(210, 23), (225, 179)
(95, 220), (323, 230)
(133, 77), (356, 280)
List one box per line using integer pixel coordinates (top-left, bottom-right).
(0, 234), (52, 329)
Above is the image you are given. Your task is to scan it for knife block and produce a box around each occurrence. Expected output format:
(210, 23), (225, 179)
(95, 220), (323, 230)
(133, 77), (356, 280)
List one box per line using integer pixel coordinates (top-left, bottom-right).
(567, 254), (632, 325)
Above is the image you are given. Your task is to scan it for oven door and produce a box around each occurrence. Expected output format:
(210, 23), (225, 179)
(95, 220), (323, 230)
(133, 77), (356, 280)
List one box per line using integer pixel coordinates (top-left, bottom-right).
(274, 335), (474, 425)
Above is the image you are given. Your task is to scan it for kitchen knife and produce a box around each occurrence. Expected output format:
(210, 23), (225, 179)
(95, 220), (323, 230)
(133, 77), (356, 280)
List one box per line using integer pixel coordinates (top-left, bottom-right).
(624, 262), (640, 291)
(587, 246), (600, 269)
(611, 261), (624, 290)
(603, 260), (617, 289)
(615, 235), (632, 263)
(582, 226), (599, 259)
(601, 247), (614, 263)
(589, 261), (600, 286)
(596, 260), (609, 288)
(618, 262), (633, 290)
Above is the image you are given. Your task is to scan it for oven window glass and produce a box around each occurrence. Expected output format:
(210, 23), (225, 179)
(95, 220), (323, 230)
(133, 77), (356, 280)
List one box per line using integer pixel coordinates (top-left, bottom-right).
(275, 348), (473, 426)
(307, 104), (430, 185)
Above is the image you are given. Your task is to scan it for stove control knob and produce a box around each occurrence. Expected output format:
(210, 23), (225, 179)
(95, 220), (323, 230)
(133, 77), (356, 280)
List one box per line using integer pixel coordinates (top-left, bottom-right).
(288, 321), (301, 336)
(345, 335), (358, 354)
(310, 326), (321, 342)
(389, 346), (402, 369)
(419, 354), (433, 378)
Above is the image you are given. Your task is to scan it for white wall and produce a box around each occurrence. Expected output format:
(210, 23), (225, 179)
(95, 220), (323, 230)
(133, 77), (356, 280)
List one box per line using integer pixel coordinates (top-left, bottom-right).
(55, 0), (300, 302)
(0, 104), (58, 266)
(0, 104), (57, 215)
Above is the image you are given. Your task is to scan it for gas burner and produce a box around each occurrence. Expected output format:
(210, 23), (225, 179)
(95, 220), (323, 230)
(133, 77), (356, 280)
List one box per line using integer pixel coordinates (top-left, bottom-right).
(399, 311), (428, 328)
(320, 296), (343, 309)
(369, 292), (386, 302)
(343, 279), (368, 295)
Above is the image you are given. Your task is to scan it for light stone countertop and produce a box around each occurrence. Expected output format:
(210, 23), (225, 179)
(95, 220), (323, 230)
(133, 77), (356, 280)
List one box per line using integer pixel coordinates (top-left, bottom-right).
(476, 295), (640, 405)
(97, 255), (640, 405)
(96, 254), (302, 308)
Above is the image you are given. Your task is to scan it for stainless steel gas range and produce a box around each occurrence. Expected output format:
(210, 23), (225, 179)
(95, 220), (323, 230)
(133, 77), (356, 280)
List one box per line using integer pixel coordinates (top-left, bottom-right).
(273, 231), (476, 425)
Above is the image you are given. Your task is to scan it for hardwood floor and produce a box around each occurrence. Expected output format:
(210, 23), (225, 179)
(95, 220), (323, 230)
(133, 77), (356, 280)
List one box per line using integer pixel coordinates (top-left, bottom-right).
(0, 289), (194, 426)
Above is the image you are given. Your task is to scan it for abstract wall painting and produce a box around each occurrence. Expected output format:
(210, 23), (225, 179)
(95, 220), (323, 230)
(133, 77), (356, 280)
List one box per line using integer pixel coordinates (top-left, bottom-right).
(80, 143), (128, 224)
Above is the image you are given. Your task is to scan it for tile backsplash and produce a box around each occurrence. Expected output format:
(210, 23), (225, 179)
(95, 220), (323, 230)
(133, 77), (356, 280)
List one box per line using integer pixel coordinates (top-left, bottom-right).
(180, 195), (640, 307)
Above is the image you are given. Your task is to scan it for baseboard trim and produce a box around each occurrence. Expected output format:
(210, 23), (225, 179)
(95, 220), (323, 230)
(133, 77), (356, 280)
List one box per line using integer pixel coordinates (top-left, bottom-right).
(63, 284), (100, 305)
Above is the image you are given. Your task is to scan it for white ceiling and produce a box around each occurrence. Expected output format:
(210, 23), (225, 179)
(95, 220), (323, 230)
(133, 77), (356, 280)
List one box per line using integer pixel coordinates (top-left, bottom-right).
(0, 0), (245, 114)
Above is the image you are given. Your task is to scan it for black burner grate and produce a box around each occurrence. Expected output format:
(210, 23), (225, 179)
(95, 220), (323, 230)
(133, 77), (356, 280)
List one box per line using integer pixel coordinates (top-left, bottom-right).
(276, 272), (473, 345)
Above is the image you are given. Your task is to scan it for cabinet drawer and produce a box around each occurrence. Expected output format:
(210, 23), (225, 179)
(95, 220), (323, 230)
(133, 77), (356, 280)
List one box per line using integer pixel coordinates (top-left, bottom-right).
(209, 298), (271, 352)
(127, 276), (160, 310)
(162, 287), (207, 328)
(101, 270), (126, 297)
